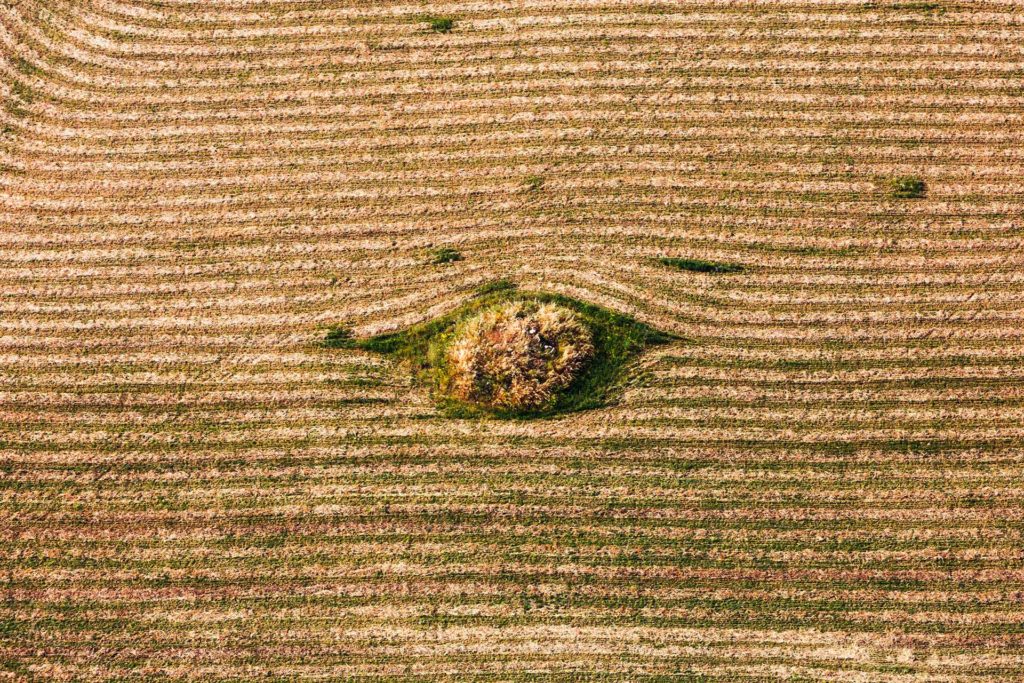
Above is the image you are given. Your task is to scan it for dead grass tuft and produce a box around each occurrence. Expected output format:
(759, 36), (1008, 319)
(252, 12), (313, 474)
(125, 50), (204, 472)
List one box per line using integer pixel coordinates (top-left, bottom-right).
(445, 301), (594, 411)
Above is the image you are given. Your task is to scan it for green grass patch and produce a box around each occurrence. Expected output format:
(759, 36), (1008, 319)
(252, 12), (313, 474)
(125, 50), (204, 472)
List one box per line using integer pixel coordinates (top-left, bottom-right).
(13, 57), (40, 76)
(474, 278), (517, 296)
(888, 175), (927, 199)
(866, 0), (945, 12)
(324, 327), (355, 347)
(658, 257), (744, 274)
(890, 1), (944, 11)
(422, 15), (456, 33)
(523, 175), (545, 192)
(326, 281), (678, 419)
(9, 81), (33, 104)
(429, 246), (462, 264)
(5, 104), (28, 120)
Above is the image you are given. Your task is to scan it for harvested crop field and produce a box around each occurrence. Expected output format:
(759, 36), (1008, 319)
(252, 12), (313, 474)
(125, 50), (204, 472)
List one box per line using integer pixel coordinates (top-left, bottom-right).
(3, 1), (1024, 680)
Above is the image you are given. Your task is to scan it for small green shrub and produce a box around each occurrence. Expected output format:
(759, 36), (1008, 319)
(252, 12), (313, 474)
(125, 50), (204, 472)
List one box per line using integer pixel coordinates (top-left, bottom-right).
(889, 176), (926, 199)
(658, 257), (744, 274)
(430, 247), (462, 264)
(424, 16), (455, 33)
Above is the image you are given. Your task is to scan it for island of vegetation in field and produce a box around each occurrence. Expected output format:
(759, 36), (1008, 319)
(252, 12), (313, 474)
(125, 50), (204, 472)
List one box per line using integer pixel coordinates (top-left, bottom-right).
(327, 281), (677, 418)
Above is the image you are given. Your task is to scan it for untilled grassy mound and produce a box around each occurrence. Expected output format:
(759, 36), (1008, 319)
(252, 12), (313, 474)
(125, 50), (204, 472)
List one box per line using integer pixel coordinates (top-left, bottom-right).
(444, 301), (594, 411)
(326, 282), (676, 418)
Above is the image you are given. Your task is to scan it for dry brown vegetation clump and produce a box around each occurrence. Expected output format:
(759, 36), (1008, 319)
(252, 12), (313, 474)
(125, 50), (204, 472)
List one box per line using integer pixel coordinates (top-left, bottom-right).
(444, 301), (594, 411)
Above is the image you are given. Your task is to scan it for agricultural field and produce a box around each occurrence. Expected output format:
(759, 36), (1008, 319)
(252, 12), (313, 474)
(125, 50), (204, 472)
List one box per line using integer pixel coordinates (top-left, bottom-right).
(3, 0), (1024, 680)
